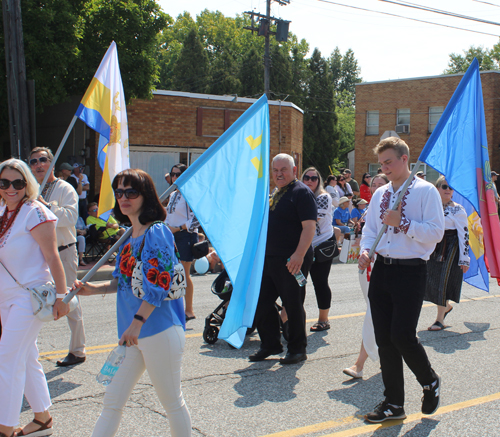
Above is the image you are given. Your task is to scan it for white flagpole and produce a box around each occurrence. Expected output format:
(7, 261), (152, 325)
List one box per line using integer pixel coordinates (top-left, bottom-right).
(358, 161), (423, 274)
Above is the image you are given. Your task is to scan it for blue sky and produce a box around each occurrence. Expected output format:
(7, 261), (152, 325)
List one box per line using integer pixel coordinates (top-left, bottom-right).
(160, 0), (500, 82)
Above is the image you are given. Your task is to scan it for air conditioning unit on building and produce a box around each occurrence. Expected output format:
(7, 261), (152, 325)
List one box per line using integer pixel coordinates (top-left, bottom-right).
(395, 124), (410, 134)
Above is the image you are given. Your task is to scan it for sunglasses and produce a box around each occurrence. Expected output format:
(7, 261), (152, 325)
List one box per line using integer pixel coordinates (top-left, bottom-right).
(0, 179), (27, 190)
(303, 175), (319, 182)
(89, 208), (98, 213)
(440, 184), (453, 190)
(171, 172), (182, 178)
(29, 156), (50, 166)
(114, 188), (140, 199)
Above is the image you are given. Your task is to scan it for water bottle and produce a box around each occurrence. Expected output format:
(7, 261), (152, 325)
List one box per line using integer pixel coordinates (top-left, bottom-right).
(221, 280), (231, 294)
(287, 258), (307, 287)
(96, 345), (126, 386)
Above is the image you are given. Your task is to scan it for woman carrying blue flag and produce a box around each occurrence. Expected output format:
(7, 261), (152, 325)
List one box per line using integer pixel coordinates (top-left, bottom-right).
(425, 177), (469, 331)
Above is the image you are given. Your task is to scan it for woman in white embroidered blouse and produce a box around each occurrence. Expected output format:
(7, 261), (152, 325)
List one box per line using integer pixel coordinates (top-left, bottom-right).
(164, 164), (199, 321)
(424, 176), (470, 331)
(0, 159), (69, 437)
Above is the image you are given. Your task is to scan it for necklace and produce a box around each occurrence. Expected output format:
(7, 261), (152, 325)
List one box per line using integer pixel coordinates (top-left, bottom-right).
(0, 200), (24, 240)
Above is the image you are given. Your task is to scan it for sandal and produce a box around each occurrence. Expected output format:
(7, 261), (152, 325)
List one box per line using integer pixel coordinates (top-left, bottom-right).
(16, 418), (53, 436)
(428, 321), (446, 331)
(310, 321), (330, 332)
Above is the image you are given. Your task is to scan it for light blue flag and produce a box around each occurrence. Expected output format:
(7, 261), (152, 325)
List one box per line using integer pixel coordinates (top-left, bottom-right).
(175, 95), (270, 348)
(419, 58), (500, 291)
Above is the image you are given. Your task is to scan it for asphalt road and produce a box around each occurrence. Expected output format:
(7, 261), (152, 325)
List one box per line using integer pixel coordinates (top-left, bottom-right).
(24, 262), (500, 436)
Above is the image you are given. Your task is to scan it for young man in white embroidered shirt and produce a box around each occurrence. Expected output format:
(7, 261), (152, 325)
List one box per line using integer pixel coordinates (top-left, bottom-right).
(358, 137), (445, 423)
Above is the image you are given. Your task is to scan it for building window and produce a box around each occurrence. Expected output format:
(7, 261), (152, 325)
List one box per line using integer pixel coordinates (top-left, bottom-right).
(366, 111), (379, 135)
(410, 163), (440, 184)
(369, 163), (380, 176)
(429, 106), (444, 133)
(397, 108), (410, 125)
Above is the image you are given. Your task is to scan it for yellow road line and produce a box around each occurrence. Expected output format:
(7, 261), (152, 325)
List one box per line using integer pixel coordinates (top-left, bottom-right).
(260, 392), (500, 437)
(38, 293), (500, 359)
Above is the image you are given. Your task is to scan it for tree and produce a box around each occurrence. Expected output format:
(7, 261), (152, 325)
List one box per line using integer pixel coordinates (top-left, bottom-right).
(239, 47), (264, 97)
(303, 48), (339, 178)
(172, 28), (211, 93)
(444, 46), (497, 74)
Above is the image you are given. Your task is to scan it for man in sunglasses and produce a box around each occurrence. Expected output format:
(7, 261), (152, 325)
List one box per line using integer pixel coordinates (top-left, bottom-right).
(70, 163), (90, 220)
(29, 147), (87, 367)
(358, 137), (444, 423)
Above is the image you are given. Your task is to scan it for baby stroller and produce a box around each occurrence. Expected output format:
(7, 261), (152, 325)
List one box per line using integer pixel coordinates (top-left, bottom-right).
(203, 270), (256, 344)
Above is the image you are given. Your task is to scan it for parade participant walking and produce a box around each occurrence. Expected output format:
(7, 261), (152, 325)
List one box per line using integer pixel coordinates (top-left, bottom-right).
(29, 147), (87, 367)
(250, 154), (316, 365)
(359, 137), (444, 422)
(301, 167), (334, 332)
(0, 159), (69, 437)
(165, 164), (200, 322)
(343, 174), (389, 380)
(425, 177), (469, 331)
(74, 169), (192, 437)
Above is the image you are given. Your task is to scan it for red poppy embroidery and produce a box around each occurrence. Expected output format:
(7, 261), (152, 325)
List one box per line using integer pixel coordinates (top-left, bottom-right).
(125, 256), (136, 277)
(149, 258), (159, 268)
(122, 243), (132, 255)
(120, 253), (131, 275)
(147, 268), (159, 285)
(157, 271), (171, 290)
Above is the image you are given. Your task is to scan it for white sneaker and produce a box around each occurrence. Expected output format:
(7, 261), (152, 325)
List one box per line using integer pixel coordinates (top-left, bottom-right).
(343, 367), (363, 379)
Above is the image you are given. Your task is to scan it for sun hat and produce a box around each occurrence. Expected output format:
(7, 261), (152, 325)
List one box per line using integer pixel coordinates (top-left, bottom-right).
(338, 196), (349, 205)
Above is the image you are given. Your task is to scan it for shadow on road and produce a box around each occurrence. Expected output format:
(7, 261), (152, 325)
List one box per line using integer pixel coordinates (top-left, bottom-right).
(418, 322), (490, 354)
(369, 417), (439, 436)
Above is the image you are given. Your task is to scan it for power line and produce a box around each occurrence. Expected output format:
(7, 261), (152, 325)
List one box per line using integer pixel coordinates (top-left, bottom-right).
(378, 0), (500, 26)
(472, 0), (500, 7)
(316, 0), (500, 37)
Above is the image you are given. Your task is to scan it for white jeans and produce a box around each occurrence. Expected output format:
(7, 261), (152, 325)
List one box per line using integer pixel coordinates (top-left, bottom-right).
(0, 293), (51, 426)
(92, 325), (192, 437)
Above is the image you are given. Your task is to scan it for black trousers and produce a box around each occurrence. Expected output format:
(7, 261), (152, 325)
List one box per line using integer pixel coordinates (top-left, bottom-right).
(255, 249), (313, 354)
(368, 259), (437, 406)
(309, 258), (333, 310)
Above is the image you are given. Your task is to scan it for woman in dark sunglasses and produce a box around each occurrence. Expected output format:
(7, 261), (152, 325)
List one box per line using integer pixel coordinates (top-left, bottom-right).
(164, 164), (199, 322)
(300, 167), (337, 332)
(0, 159), (69, 437)
(424, 176), (469, 331)
(335, 174), (353, 203)
(74, 168), (192, 436)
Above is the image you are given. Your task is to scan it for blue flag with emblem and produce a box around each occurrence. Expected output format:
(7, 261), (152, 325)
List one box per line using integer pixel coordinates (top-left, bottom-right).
(175, 95), (270, 348)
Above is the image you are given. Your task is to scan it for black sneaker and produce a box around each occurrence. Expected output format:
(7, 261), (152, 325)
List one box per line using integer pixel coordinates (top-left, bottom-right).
(422, 375), (441, 415)
(364, 400), (406, 423)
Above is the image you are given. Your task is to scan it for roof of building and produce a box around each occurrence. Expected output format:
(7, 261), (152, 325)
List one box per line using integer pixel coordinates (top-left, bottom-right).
(355, 70), (500, 87)
(153, 89), (304, 114)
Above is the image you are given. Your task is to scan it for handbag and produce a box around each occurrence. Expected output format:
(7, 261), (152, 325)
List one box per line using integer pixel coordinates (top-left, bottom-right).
(191, 239), (209, 259)
(0, 260), (78, 322)
(131, 223), (187, 301)
(314, 235), (339, 263)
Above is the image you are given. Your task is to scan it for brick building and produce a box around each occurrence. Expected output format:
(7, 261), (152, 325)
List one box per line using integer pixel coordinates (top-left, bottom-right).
(36, 91), (304, 198)
(354, 71), (500, 183)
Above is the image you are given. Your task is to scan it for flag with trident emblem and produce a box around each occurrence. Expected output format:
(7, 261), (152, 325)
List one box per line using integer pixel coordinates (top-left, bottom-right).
(175, 95), (270, 348)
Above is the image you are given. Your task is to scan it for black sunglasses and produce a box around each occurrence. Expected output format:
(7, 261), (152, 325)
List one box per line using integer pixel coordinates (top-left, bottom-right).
(0, 179), (27, 190)
(171, 172), (182, 178)
(114, 188), (140, 199)
(29, 157), (50, 166)
(89, 208), (98, 213)
(440, 184), (453, 190)
(303, 175), (319, 182)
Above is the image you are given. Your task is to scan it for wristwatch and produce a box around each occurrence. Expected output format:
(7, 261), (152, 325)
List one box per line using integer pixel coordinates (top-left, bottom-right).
(134, 314), (146, 323)
(178, 226), (183, 231)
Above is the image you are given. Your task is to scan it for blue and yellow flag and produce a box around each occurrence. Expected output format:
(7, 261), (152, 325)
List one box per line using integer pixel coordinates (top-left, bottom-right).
(176, 95), (270, 348)
(420, 58), (500, 291)
(76, 41), (130, 217)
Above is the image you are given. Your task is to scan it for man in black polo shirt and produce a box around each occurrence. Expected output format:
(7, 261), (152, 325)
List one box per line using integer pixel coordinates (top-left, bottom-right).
(250, 153), (317, 365)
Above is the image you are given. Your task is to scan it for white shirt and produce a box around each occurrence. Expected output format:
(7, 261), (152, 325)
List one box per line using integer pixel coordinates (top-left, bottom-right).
(0, 200), (57, 303)
(313, 193), (334, 247)
(444, 203), (470, 266)
(325, 185), (340, 207)
(335, 184), (352, 198)
(361, 177), (444, 260)
(164, 191), (199, 233)
(70, 173), (89, 199)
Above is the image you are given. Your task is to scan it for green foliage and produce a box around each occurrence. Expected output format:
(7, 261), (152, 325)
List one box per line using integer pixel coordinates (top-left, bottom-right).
(444, 45), (498, 74)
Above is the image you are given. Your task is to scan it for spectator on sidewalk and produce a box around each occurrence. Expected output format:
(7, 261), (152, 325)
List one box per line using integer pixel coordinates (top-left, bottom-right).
(71, 163), (90, 220)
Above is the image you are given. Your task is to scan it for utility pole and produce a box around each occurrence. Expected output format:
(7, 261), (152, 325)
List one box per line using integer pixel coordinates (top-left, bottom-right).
(244, 0), (291, 99)
(2, 0), (33, 159)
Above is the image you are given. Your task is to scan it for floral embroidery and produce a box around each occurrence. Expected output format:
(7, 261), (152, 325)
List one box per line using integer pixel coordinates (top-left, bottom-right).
(394, 186), (410, 234)
(149, 258), (159, 267)
(157, 271), (171, 289)
(379, 190), (391, 233)
(269, 180), (296, 211)
(119, 243), (135, 278)
(146, 268), (159, 284)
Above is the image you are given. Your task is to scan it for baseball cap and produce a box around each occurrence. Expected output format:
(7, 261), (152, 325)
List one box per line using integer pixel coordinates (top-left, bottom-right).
(59, 162), (73, 171)
(491, 171), (499, 176)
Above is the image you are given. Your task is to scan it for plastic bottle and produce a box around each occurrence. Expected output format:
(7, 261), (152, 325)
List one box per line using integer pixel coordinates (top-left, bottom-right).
(287, 258), (307, 287)
(221, 280), (231, 294)
(96, 345), (126, 386)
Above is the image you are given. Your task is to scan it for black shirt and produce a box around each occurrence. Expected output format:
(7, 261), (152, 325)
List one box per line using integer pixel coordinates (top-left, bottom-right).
(266, 180), (317, 257)
(65, 177), (79, 192)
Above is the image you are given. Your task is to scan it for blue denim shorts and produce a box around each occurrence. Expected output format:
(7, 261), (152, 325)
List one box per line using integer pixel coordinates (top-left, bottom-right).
(174, 230), (199, 262)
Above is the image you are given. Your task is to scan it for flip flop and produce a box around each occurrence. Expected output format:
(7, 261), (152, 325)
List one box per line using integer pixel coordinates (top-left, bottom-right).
(185, 314), (196, 322)
(428, 321), (445, 331)
(444, 306), (453, 319)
